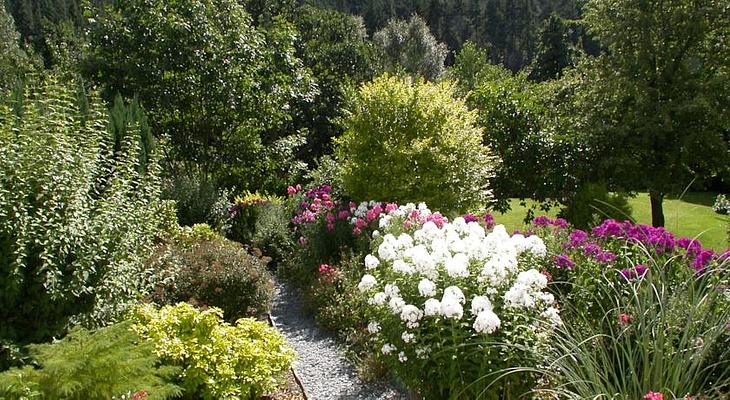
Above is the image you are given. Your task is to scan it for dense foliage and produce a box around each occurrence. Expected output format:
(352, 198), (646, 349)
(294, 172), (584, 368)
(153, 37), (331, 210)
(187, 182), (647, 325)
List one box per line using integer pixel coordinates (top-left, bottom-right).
(0, 322), (181, 399)
(373, 15), (447, 80)
(0, 76), (175, 344)
(147, 230), (274, 320)
(132, 303), (295, 400)
(574, 0), (730, 226)
(315, 0), (583, 71)
(336, 75), (496, 212)
(84, 0), (315, 190)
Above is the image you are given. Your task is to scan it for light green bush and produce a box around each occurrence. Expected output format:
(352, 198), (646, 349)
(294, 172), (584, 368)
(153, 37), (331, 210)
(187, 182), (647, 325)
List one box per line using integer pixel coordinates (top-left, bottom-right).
(131, 303), (295, 400)
(335, 74), (496, 213)
(0, 75), (176, 344)
(0, 321), (181, 400)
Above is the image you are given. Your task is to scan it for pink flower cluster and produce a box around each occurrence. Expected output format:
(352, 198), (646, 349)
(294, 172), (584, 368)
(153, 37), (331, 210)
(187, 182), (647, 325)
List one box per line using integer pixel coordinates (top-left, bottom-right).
(318, 264), (338, 283)
(643, 391), (663, 400)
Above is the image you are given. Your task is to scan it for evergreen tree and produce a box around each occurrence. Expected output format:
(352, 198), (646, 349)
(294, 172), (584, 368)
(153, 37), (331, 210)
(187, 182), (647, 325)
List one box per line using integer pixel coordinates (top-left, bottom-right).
(528, 14), (573, 81)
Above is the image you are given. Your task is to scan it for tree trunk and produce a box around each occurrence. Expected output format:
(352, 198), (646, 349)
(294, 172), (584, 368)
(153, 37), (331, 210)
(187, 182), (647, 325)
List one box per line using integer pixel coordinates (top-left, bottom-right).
(649, 191), (665, 227)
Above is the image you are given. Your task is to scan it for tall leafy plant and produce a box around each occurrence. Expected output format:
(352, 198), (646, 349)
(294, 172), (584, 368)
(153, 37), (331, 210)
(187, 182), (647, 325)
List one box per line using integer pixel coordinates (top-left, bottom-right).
(0, 75), (175, 344)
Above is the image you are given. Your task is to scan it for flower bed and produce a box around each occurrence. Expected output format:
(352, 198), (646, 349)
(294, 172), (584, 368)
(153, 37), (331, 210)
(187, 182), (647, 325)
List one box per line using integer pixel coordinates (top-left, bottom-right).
(272, 184), (730, 399)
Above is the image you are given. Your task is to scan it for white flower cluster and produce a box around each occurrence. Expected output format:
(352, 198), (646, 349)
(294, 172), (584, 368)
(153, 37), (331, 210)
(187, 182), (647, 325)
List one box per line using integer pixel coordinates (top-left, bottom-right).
(360, 204), (560, 362)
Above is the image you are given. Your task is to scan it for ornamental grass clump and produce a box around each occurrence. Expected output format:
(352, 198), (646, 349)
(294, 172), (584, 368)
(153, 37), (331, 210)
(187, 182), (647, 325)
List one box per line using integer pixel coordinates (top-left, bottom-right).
(358, 203), (560, 399)
(536, 257), (730, 399)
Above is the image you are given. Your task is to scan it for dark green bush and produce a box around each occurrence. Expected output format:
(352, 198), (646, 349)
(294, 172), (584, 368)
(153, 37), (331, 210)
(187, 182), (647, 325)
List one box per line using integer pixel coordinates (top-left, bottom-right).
(559, 182), (633, 229)
(148, 235), (274, 320)
(0, 322), (181, 399)
(161, 164), (220, 227)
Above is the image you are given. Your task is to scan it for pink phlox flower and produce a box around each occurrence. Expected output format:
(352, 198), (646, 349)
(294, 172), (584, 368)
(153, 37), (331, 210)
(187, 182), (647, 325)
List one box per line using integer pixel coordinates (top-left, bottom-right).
(385, 203), (399, 213)
(643, 391), (664, 400)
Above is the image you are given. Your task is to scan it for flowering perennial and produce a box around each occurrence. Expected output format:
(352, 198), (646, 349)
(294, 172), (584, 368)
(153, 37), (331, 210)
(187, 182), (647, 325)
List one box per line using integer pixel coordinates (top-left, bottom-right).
(358, 203), (559, 397)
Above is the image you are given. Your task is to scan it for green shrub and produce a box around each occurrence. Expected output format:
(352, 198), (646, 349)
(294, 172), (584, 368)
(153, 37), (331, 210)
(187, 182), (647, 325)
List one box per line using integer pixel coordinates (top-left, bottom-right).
(161, 164), (220, 227)
(335, 74), (496, 213)
(251, 203), (295, 269)
(147, 235), (274, 320)
(559, 182), (633, 229)
(0, 322), (181, 399)
(131, 303), (295, 400)
(228, 191), (283, 244)
(0, 75), (176, 344)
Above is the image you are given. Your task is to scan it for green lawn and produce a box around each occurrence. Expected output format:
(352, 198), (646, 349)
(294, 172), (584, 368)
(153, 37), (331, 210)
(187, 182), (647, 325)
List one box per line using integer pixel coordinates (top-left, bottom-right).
(493, 192), (729, 251)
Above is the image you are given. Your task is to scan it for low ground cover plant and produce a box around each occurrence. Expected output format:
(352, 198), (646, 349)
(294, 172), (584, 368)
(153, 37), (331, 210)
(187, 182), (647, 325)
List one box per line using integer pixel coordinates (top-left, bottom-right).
(131, 303), (295, 400)
(0, 322), (181, 399)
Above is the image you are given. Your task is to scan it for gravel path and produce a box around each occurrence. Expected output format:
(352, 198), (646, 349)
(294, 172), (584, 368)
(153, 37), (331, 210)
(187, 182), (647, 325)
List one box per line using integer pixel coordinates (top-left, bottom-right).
(270, 279), (408, 400)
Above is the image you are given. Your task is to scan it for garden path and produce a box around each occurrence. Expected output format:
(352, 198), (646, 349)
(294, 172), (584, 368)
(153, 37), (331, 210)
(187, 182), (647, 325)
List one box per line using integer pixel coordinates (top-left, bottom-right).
(271, 279), (408, 400)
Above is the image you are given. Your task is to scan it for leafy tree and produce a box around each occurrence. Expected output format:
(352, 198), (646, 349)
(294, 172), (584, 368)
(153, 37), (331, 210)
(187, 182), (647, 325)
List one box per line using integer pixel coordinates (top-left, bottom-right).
(84, 0), (315, 190)
(290, 4), (381, 161)
(447, 41), (511, 94)
(373, 15), (448, 80)
(469, 71), (581, 213)
(335, 74), (496, 212)
(577, 0), (730, 227)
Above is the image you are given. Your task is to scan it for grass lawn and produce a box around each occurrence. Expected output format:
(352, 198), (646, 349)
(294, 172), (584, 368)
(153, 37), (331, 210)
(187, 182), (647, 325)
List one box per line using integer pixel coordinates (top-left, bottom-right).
(493, 192), (729, 251)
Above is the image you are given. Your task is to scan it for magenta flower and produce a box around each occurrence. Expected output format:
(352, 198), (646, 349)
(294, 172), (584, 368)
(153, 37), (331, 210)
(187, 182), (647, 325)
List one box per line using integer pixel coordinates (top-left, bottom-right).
(619, 313), (631, 325)
(337, 210), (350, 220)
(483, 213), (495, 229)
(691, 249), (715, 272)
(532, 216), (552, 227)
(463, 213), (479, 223)
(635, 264), (649, 277)
(385, 203), (399, 213)
(595, 251), (617, 263)
(554, 254), (574, 269)
(567, 229), (588, 249)
(286, 185), (298, 195)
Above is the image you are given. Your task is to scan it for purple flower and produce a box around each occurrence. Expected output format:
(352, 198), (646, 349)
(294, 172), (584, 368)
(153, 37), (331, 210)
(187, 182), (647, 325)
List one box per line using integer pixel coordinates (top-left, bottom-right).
(595, 251), (617, 264)
(619, 268), (634, 280)
(483, 213), (495, 229)
(554, 254), (575, 269)
(677, 237), (703, 256)
(463, 213), (479, 223)
(566, 230), (588, 249)
(583, 243), (602, 256)
(533, 216), (552, 227)
(635, 264), (649, 277)
(553, 218), (568, 229)
(592, 219), (624, 238)
(691, 249), (715, 272)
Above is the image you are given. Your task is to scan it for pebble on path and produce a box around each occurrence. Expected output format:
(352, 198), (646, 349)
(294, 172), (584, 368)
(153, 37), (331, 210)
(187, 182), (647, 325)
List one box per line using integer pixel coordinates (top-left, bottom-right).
(270, 279), (408, 400)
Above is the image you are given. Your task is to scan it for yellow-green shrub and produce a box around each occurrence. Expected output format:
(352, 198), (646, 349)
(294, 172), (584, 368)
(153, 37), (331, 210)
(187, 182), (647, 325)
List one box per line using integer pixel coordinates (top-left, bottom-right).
(335, 74), (497, 213)
(131, 303), (294, 400)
